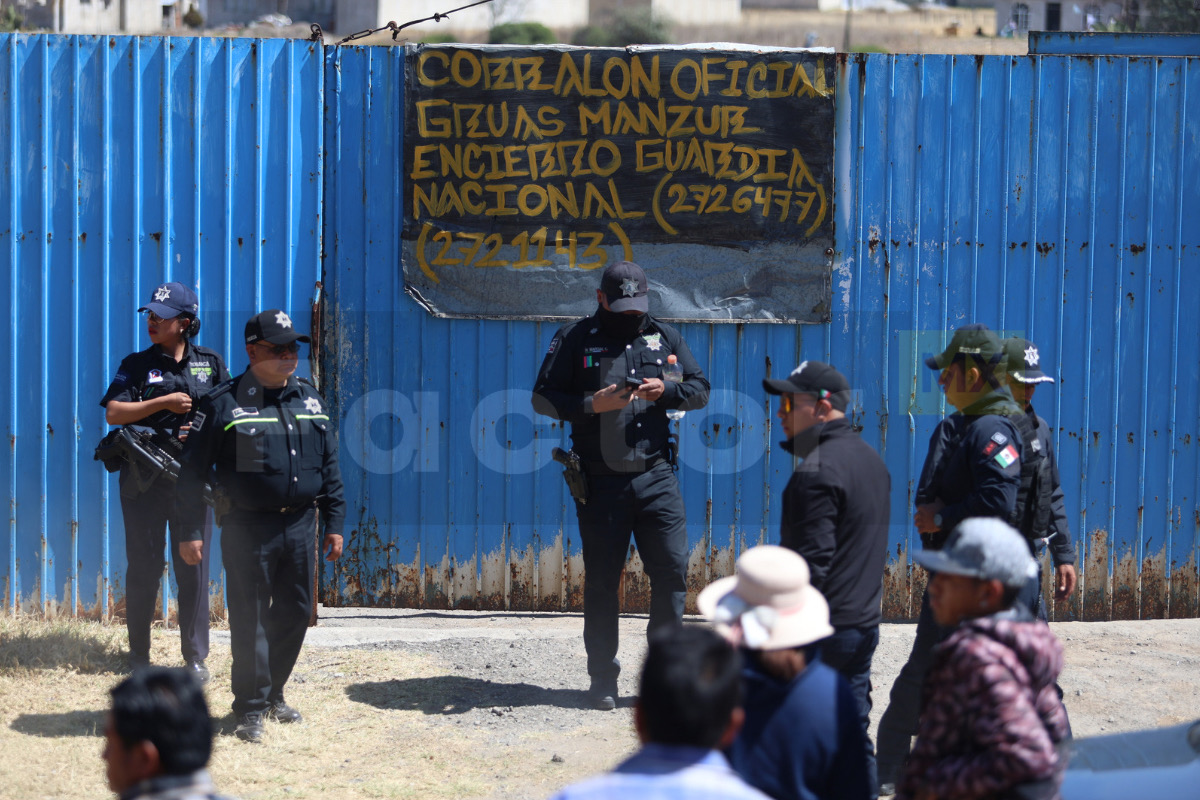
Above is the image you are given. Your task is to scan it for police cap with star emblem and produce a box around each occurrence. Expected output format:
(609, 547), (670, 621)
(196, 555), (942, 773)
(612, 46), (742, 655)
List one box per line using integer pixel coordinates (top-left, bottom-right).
(1002, 337), (1055, 384)
(244, 309), (312, 345)
(762, 360), (851, 412)
(138, 282), (199, 319)
(599, 260), (649, 313)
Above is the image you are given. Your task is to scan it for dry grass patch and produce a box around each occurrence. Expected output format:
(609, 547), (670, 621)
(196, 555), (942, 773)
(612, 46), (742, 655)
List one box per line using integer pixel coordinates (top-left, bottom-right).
(0, 617), (627, 799)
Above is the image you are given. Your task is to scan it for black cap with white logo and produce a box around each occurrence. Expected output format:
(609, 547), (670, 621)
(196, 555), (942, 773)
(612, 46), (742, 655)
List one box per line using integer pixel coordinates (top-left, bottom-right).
(244, 309), (311, 345)
(763, 360), (851, 412)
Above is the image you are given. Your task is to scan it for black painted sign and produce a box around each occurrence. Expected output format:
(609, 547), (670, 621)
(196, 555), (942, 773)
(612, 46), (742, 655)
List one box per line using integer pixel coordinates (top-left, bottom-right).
(402, 45), (835, 323)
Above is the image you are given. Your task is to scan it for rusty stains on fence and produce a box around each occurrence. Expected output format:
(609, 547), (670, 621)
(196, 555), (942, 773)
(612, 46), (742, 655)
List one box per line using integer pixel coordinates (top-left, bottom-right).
(565, 549), (585, 612)
(1083, 528), (1111, 621)
(1112, 545), (1139, 620)
(882, 538), (915, 622)
(481, 543), (507, 610)
(508, 540), (536, 611)
(1169, 551), (1198, 619)
(684, 538), (710, 615)
(1141, 547), (1168, 619)
(536, 534), (564, 612)
(621, 546), (651, 614)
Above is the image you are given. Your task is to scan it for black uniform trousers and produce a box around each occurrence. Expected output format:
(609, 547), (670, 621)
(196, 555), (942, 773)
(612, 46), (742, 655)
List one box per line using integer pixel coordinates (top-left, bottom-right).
(119, 473), (212, 664)
(574, 461), (688, 682)
(875, 589), (951, 788)
(221, 507), (316, 716)
(820, 624), (881, 795)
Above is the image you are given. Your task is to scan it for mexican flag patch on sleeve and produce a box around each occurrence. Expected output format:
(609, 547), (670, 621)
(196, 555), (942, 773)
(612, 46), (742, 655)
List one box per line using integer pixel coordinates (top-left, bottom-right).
(994, 444), (1019, 468)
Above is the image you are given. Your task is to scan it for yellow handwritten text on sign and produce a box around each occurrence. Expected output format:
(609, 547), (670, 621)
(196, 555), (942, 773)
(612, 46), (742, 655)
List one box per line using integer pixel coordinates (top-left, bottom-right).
(415, 50), (833, 101)
(415, 222), (634, 283)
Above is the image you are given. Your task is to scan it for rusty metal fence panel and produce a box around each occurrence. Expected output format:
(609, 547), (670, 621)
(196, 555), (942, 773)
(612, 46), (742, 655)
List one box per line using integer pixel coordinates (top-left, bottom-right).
(323, 46), (1200, 622)
(0, 34), (325, 615)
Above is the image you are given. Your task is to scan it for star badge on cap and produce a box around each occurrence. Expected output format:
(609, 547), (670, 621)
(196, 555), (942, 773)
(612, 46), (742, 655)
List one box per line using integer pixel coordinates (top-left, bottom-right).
(620, 278), (639, 298)
(1024, 345), (1039, 367)
(276, 311), (293, 329)
(303, 397), (322, 414)
(154, 286), (171, 302)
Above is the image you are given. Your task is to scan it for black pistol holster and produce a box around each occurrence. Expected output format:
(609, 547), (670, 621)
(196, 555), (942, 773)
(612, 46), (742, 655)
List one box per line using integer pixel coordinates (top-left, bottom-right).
(552, 447), (589, 504)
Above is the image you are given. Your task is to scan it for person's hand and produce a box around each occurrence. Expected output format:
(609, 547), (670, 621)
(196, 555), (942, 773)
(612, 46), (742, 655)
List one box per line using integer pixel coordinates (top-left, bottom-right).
(914, 499), (945, 534)
(635, 377), (665, 402)
(323, 534), (344, 561)
(591, 384), (635, 413)
(177, 422), (191, 442)
(1055, 563), (1078, 600)
(164, 392), (193, 414)
(178, 540), (204, 566)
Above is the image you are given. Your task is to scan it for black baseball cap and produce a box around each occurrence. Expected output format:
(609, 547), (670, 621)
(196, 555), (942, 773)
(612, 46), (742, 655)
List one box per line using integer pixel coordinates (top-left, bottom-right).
(763, 360), (851, 412)
(925, 323), (1004, 370)
(244, 309), (311, 345)
(600, 260), (649, 313)
(138, 282), (198, 319)
(1003, 337), (1055, 384)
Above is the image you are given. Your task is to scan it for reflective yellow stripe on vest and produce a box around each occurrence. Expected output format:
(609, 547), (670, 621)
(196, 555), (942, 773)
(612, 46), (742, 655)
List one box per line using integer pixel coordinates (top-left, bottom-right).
(224, 416), (281, 432)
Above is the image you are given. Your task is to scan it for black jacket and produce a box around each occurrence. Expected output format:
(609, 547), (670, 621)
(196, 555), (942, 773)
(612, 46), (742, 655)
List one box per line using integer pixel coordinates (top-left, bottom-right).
(1026, 403), (1075, 567)
(177, 370), (346, 541)
(532, 309), (709, 471)
(100, 342), (229, 437)
(916, 389), (1024, 541)
(780, 417), (891, 628)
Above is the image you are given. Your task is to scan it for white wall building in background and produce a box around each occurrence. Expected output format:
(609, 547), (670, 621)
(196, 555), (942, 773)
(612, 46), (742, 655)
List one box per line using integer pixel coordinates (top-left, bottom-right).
(5, 0), (176, 33)
(337, 0), (589, 39)
(591, 0), (742, 26)
(993, 0), (1127, 35)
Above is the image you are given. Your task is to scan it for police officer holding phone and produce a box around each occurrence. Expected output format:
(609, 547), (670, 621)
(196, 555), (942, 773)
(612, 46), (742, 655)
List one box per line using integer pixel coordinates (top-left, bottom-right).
(533, 261), (709, 710)
(100, 282), (229, 680)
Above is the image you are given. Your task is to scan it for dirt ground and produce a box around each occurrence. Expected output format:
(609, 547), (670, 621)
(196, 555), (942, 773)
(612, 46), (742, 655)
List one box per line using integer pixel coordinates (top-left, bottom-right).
(2, 610), (1197, 800)
(302, 607), (1200, 797)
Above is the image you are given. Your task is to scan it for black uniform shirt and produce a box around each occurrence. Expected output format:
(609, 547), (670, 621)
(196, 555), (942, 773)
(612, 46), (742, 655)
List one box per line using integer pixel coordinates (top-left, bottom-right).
(915, 389), (1024, 538)
(532, 310), (709, 471)
(176, 370), (346, 541)
(100, 343), (229, 436)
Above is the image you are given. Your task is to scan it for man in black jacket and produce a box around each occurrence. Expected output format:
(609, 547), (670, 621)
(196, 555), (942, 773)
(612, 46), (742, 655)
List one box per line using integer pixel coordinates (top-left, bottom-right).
(764, 360), (890, 792)
(533, 260), (710, 710)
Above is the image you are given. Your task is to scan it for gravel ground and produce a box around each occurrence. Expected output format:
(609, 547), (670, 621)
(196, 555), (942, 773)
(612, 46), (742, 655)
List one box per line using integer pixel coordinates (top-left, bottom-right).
(276, 607), (1200, 798)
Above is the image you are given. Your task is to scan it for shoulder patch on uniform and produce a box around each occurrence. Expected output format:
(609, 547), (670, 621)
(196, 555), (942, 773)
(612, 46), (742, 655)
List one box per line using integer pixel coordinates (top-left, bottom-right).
(994, 444), (1019, 468)
(113, 370), (129, 385)
(990, 432), (1008, 446)
(983, 441), (999, 456)
(231, 407), (259, 418)
(547, 336), (560, 355)
(1030, 438), (1041, 452)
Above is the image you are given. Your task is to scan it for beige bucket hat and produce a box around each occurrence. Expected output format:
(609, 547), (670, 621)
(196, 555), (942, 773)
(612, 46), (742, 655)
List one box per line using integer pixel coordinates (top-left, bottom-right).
(697, 545), (834, 650)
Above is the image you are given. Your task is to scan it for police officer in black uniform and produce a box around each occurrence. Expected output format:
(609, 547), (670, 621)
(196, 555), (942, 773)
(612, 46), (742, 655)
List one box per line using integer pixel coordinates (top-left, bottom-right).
(100, 282), (229, 680)
(177, 309), (345, 743)
(875, 323), (1026, 795)
(533, 261), (710, 710)
(1002, 336), (1078, 617)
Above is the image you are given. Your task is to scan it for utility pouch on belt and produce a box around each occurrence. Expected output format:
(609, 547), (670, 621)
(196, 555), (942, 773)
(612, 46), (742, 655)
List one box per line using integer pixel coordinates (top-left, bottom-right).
(552, 447), (589, 505)
(93, 429), (125, 473)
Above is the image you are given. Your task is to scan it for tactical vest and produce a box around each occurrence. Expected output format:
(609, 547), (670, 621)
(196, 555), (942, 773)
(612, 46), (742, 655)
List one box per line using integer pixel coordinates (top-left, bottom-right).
(1007, 410), (1054, 552)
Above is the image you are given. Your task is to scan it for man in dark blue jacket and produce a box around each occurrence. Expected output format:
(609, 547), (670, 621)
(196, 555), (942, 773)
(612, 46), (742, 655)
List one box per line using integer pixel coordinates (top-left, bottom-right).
(533, 260), (709, 710)
(764, 360), (890, 792)
(875, 323), (1024, 795)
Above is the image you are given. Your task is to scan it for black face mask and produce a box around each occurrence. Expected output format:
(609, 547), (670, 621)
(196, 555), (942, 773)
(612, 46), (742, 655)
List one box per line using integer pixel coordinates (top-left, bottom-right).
(597, 306), (646, 340)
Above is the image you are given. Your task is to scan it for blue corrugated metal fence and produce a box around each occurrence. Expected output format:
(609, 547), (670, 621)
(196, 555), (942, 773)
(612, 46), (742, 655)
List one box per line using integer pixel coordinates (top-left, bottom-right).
(2, 35), (1197, 622)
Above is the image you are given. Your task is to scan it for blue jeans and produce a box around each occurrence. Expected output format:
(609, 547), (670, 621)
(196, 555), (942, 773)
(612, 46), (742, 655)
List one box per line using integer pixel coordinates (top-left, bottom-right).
(820, 625), (881, 797)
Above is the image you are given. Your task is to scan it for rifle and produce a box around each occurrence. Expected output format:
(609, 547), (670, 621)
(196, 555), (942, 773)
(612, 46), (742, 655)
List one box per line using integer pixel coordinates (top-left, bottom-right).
(552, 447), (589, 504)
(94, 427), (229, 521)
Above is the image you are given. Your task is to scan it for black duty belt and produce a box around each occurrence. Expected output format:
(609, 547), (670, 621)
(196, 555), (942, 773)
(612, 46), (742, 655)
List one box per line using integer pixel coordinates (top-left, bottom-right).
(583, 456), (666, 476)
(232, 501), (316, 516)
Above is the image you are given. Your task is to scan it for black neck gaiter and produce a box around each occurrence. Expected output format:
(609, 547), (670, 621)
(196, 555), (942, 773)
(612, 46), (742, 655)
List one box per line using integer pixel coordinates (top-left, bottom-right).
(596, 306), (647, 340)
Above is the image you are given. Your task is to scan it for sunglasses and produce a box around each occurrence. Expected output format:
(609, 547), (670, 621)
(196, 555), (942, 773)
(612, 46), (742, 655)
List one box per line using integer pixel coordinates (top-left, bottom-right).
(147, 311), (177, 325)
(255, 341), (300, 356)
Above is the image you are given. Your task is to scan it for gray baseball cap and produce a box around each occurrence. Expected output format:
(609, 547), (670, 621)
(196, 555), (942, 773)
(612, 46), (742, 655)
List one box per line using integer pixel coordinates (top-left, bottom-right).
(913, 517), (1037, 589)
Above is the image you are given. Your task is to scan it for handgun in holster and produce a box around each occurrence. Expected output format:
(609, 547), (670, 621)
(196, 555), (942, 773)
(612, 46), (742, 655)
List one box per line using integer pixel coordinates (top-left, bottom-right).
(666, 433), (679, 470)
(552, 447), (589, 504)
